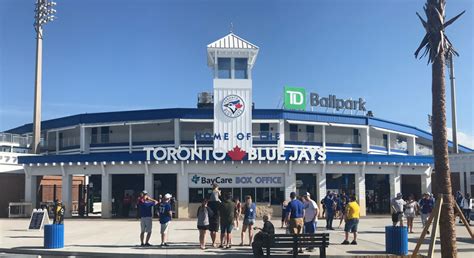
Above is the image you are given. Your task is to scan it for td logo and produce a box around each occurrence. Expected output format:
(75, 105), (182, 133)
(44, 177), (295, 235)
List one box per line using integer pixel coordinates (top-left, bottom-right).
(284, 86), (306, 110)
(191, 174), (200, 184)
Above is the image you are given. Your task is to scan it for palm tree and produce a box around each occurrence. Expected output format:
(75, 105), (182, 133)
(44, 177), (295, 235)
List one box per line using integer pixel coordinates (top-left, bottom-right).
(414, 0), (464, 257)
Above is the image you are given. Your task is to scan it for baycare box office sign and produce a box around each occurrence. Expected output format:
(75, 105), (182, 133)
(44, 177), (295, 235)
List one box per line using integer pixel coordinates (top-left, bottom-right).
(189, 174), (284, 188)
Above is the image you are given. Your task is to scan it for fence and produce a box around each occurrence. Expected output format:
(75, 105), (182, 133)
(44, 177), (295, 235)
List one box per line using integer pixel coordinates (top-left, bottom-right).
(8, 202), (33, 218)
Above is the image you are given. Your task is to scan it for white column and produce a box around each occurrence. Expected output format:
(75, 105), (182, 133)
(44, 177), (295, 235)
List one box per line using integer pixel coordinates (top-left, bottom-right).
(360, 128), (370, 154)
(177, 162), (188, 218)
(144, 171), (153, 197)
(317, 164), (327, 211)
(24, 172), (37, 209)
(278, 119), (285, 151)
(284, 162), (296, 199)
(389, 169), (401, 199)
(466, 171), (472, 195)
(79, 125), (86, 153)
(387, 133), (391, 155)
(174, 119), (181, 148)
(355, 167), (366, 216)
(129, 124), (133, 153)
(421, 171), (432, 194)
(459, 171), (465, 194)
(407, 136), (416, 156)
(61, 172), (73, 218)
(55, 130), (59, 154)
(322, 125), (326, 149)
(101, 167), (112, 218)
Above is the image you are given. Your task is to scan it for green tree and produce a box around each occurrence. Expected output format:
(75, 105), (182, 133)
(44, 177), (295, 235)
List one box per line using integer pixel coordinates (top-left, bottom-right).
(414, 1), (464, 257)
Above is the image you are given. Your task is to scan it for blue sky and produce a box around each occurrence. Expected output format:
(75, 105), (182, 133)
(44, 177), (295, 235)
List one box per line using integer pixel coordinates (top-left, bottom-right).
(1, 0), (473, 147)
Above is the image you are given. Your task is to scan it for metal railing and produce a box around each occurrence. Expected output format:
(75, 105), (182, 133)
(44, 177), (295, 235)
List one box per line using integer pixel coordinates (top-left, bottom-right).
(0, 133), (31, 147)
(8, 202), (33, 218)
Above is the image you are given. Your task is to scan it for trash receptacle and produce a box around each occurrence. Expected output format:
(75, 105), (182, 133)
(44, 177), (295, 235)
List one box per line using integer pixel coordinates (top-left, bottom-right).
(385, 226), (408, 255)
(44, 224), (64, 249)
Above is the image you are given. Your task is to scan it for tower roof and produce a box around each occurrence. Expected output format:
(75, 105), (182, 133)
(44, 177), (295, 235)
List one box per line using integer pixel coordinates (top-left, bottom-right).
(207, 33), (258, 49)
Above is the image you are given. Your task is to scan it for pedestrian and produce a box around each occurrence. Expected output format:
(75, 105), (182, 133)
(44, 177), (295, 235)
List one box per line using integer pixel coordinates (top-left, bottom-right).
(404, 194), (419, 233)
(233, 197), (242, 231)
(240, 195), (256, 246)
(391, 193), (405, 227)
(158, 193), (173, 247)
(461, 193), (472, 225)
(208, 183), (221, 247)
(219, 192), (235, 249)
(341, 195), (360, 245)
(285, 192), (305, 254)
(281, 200), (288, 228)
(419, 192), (434, 234)
(197, 198), (214, 250)
(338, 196), (347, 228)
(123, 193), (132, 217)
(138, 190), (158, 247)
(302, 192), (319, 251)
(455, 191), (464, 223)
(323, 192), (336, 230)
(251, 214), (275, 258)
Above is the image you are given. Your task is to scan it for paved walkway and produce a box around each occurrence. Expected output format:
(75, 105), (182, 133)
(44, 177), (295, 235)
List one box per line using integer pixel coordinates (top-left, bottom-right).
(0, 217), (472, 257)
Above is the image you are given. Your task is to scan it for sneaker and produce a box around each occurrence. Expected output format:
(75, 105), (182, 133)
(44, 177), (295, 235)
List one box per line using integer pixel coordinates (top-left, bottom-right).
(351, 240), (357, 245)
(426, 230), (430, 234)
(341, 240), (350, 245)
(140, 243), (145, 247)
(144, 243), (152, 247)
(219, 245), (224, 248)
(163, 243), (169, 247)
(298, 249), (304, 253)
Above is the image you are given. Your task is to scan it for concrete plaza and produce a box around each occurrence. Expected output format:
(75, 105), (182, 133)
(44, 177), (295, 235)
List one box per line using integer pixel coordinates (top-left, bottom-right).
(0, 216), (472, 257)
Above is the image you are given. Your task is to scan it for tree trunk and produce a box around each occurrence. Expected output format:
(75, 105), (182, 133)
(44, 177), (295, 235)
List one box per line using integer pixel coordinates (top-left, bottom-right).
(431, 50), (457, 257)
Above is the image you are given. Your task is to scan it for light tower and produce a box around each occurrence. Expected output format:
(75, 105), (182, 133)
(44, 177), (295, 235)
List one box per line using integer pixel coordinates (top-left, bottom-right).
(207, 33), (259, 153)
(32, 0), (56, 154)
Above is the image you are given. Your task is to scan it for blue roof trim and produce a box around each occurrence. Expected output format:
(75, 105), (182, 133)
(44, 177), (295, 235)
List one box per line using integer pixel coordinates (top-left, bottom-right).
(5, 108), (472, 152)
(18, 151), (434, 164)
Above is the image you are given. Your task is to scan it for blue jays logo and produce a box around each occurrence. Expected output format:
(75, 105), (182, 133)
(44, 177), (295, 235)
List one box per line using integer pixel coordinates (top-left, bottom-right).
(222, 95), (245, 118)
(191, 174), (200, 184)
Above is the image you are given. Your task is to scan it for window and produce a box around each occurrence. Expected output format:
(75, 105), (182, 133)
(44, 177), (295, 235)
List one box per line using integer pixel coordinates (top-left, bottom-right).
(234, 58), (248, 79)
(307, 125), (315, 142)
(289, 124), (298, 141)
(189, 188), (204, 203)
(256, 188), (270, 203)
(220, 188), (233, 201)
(233, 188), (242, 202)
(383, 134), (388, 149)
(271, 188), (285, 205)
(101, 127), (109, 143)
(242, 188), (255, 201)
(218, 58), (231, 79)
(91, 128), (98, 144)
(353, 129), (359, 144)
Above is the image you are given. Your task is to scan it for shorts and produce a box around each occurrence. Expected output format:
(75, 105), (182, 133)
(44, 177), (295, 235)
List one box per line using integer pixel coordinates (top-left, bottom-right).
(289, 218), (304, 234)
(392, 212), (404, 223)
(220, 223), (233, 234)
(344, 219), (359, 233)
(197, 225), (209, 230)
(243, 218), (256, 225)
(160, 222), (169, 234)
(209, 221), (219, 232)
(140, 217), (152, 233)
(304, 221), (317, 234)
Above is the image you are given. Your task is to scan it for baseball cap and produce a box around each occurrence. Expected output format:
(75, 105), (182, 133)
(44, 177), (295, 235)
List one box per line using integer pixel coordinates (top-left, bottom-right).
(303, 192), (311, 197)
(164, 193), (172, 199)
(142, 190), (148, 195)
(396, 193), (403, 198)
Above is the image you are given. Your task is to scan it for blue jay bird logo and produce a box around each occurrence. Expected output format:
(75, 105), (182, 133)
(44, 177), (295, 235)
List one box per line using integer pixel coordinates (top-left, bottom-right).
(222, 95), (245, 118)
(191, 174), (200, 184)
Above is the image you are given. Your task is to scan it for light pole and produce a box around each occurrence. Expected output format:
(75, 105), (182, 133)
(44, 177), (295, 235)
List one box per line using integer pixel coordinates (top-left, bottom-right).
(446, 52), (459, 154)
(32, 0), (56, 154)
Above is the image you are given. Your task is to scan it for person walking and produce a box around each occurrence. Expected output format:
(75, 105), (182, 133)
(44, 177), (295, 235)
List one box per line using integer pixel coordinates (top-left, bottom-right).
(419, 192), (434, 234)
(323, 192), (336, 230)
(285, 192), (305, 254)
(197, 198), (214, 250)
(219, 192), (235, 249)
(404, 194), (419, 233)
(281, 200), (288, 228)
(302, 192), (319, 251)
(461, 193), (472, 225)
(341, 196), (360, 245)
(123, 193), (132, 217)
(252, 214), (275, 258)
(233, 198), (242, 231)
(240, 195), (256, 246)
(138, 191), (158, 247)
(390, 193), (406, 227)
(158, 193), (173, 247)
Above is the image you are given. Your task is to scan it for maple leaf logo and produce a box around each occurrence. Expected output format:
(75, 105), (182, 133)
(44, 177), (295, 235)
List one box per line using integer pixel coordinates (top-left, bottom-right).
(227, 146), (246, 161)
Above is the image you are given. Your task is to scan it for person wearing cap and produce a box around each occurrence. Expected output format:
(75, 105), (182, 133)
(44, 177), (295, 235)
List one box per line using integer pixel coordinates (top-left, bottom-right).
(419, 192), (434, 234)
(390, 193), (406, 227)
(302, 192), (319, 251)
(138, 190), (158, 247)
(285, 192), (305, 254)
(158, 193), (173, 247)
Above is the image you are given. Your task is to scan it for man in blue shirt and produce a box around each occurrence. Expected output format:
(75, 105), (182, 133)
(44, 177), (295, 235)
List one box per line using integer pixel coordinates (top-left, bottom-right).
(323, 192), (336, 230)
(419, 192), (434, 234)
(158, 193), (173, 247)
(138, 190), (158, 246)
(285, 192), (305, 254)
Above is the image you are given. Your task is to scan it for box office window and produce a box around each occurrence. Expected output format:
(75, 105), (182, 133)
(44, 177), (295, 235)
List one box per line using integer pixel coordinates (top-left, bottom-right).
(189, 187), (284, 204)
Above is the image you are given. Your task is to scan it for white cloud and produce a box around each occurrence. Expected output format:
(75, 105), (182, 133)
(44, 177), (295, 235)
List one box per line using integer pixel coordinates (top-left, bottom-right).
(447, 128), (474, 149)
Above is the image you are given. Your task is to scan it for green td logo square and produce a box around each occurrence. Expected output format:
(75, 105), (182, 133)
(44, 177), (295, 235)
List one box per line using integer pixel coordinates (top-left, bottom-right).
(284, 86), (306, 110)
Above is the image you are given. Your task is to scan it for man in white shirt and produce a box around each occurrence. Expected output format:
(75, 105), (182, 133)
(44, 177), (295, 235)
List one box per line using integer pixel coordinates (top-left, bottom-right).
(391, 193), (406, 227)
(302, 192), (319, 251)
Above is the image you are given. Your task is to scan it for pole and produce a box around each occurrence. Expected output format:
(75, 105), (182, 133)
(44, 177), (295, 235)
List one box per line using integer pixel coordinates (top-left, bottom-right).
(448, 54), (458, 153)
(32, 1), (44, 154)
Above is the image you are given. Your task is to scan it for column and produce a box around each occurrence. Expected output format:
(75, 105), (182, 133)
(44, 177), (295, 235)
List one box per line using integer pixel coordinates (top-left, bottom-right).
(174, 119), (181, 148)
(322, 125), (326, 149)
(466, 171), (472, 195)
(421, 172), (432, 194)
(101, 172), (112, 218)
(389, 172), (401, 199)
(61, 174), (73, 217)
(79, 125), (86, 153)
(24, 173), (37, 209)
(177, 162), (188, 218)
(284, 162), (296, 199)
(55, 130), (59, 154)
(317, 165), (327, 212)
(144, 173), (153, 197)
(355, 171), (366, 216)
(129, 124), (133, 153)
(387, 133), (391, 155)
(407, 136), (416, 156)
(459, 171), (465, 194)
(360, 128), (370, 154)
(278, 119), (285, 151)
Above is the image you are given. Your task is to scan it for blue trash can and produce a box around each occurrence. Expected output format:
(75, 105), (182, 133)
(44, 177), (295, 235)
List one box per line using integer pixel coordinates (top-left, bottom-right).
(44, 224), (64, 249)
(385, 226), (408, 255)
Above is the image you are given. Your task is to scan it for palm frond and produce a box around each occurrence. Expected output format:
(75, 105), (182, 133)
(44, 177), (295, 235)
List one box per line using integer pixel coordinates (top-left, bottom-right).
(444, 11), (465, 28)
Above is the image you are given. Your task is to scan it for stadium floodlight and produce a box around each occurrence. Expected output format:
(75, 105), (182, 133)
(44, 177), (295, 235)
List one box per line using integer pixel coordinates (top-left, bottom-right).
(32, 0), (57, 154)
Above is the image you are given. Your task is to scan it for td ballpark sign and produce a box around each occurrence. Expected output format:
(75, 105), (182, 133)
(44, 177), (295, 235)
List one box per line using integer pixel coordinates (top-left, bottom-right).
(144, 146), (326, 162)
(284, 86), (366, 112)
